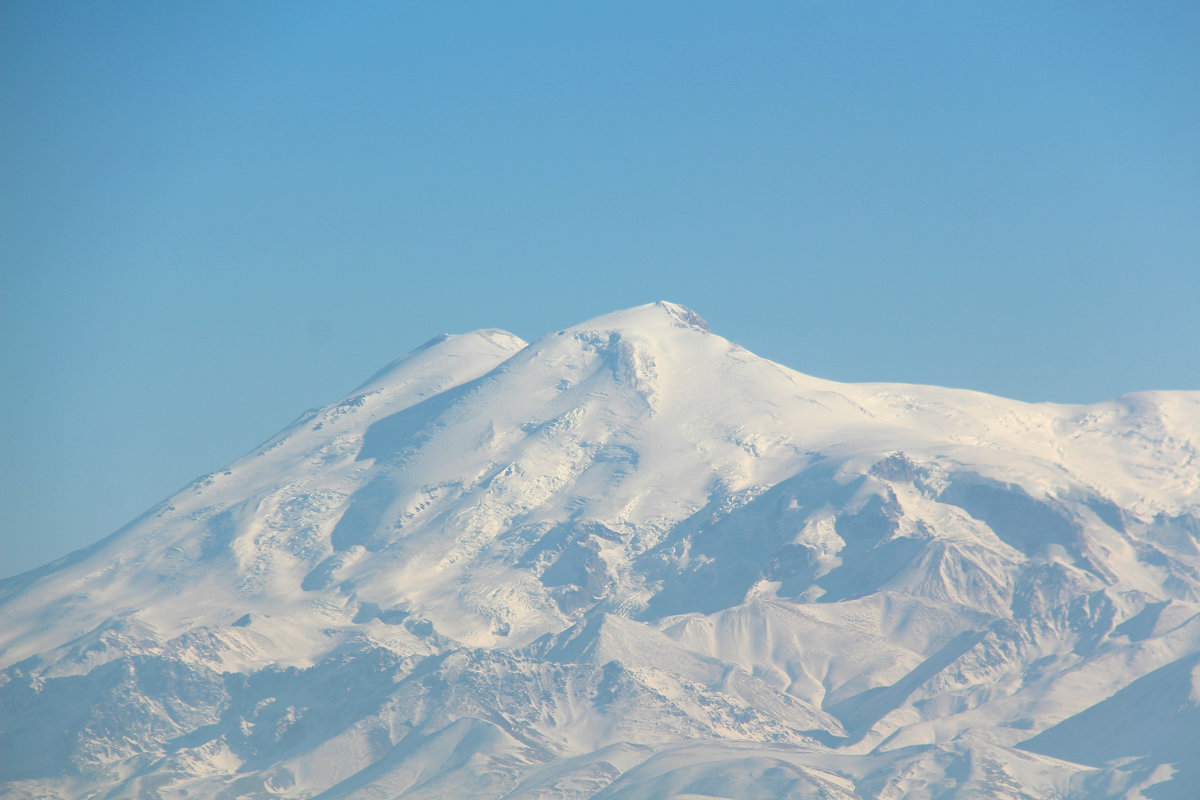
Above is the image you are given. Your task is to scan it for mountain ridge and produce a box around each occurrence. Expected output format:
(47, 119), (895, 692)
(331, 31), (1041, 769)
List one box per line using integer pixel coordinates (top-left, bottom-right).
(2, 301), (1199, 799)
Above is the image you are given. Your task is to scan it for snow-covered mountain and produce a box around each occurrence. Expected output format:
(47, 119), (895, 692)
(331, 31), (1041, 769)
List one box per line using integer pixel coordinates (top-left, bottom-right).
(3, 301), (1199, 799)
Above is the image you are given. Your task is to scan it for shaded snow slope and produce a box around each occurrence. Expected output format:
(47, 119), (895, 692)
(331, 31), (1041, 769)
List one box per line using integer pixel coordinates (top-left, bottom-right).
(2, 301), (1199, 799)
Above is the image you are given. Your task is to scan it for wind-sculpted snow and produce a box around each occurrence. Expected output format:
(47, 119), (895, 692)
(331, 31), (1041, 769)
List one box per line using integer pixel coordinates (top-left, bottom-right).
(2, 301), (1200, 798)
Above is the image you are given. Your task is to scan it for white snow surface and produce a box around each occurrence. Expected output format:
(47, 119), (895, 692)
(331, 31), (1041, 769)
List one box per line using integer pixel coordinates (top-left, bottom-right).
(2, 301), (1199, 799)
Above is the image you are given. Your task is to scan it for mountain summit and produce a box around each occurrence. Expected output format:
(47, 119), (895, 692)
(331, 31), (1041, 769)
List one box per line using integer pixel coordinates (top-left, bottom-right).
(3, 303), (1199, 799)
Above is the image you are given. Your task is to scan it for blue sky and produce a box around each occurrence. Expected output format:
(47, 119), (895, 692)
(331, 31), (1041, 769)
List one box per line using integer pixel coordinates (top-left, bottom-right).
(2, 2), (1198, 577)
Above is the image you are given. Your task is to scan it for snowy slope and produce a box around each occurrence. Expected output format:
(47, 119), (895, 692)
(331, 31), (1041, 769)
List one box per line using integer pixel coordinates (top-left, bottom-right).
(2, 301), (1199, 799)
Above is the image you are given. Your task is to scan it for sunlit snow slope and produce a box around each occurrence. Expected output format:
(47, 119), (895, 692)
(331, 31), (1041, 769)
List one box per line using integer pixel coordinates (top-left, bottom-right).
(3, 302), (1199, 799)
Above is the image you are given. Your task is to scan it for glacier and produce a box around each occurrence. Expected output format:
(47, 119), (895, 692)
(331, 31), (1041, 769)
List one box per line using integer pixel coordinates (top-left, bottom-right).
(2, 301), (1199, 799)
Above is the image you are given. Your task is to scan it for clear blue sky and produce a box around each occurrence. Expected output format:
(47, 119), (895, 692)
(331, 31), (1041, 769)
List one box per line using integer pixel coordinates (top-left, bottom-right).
(2, 1), (1198, 578)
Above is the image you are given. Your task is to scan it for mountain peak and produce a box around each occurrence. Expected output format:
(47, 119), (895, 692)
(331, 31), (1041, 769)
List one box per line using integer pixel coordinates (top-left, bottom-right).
(652, 300), (711, 331)
(417, 327), (528, 352)
(566, 301), (711, 337)
(4, 303), (1200, 799)
(354, 327), (527, 393)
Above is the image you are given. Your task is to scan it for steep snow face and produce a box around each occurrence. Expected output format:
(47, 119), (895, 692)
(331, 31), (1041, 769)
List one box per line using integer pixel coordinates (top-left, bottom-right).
(0, 327), (530, 667)
(2, 301), (1200, 800)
